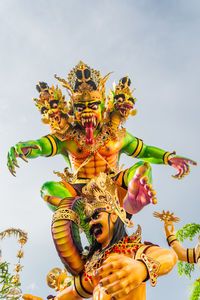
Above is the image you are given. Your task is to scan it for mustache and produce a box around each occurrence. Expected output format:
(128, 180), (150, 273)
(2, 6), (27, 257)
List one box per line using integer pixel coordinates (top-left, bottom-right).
(89, 223), (102, 236)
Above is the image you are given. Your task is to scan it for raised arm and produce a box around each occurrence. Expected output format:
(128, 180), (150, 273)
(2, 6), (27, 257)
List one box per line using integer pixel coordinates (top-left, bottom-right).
(7, 134), (62, 176)
(121, 131), (197, 179)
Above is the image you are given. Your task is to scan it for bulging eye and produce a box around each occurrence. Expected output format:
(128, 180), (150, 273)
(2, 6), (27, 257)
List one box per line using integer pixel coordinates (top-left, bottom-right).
(41, 106), (48, 114)
(117, 97), (123, 103)
(52, 103), (58, 108)
(91, 104), (98, 110)
(50, 100), (59, 109)
(76, 106), (84, 112)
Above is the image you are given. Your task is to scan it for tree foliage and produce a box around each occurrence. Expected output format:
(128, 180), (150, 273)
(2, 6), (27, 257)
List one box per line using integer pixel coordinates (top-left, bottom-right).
(189, 279), (200, 300)
(0, 261), (21, 299)
(176, 223), (200, 243)
(176, 223), (200, 300)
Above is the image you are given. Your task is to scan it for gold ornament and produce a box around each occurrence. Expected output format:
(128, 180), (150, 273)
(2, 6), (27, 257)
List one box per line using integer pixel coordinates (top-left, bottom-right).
(153, 210), (180, 223)
(82, 173), (133, 227)
(55, 61), (112, 105)
(113, 76), (137, 119)
(12, 274), (20, 283)
(14, 264), (23, 273)
(34, 84), (67, 114)
(17, 249), (24, 258)
(46, 267), (72, 292)
(52, 207), (81, 227)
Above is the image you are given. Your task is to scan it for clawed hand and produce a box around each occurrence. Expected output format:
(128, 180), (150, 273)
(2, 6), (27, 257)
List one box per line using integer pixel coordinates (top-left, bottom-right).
(123, 162), (157, 214)
(7, 142), (41, 176)
(169, 156), (197, 180)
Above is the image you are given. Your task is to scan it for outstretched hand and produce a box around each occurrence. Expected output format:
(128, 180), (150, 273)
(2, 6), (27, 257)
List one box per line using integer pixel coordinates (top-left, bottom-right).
(123, 162), (157, 214)
(169, 156), (197, 180)
(94, 254), (147, 300)
(7, 141), (41, 176)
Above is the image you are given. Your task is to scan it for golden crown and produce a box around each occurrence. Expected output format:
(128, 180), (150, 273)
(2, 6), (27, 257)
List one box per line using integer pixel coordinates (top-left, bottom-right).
(55, 61), (112, 104)
(33, 82), (68, 114)
(82, 173), (133, 227)
(114, 76), (135, 97)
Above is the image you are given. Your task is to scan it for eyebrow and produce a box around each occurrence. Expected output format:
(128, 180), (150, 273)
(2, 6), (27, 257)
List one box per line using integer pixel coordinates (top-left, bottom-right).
(84, 211), (99, 223)
(88, 101), (101, 105)
(74, 103), (86, 107)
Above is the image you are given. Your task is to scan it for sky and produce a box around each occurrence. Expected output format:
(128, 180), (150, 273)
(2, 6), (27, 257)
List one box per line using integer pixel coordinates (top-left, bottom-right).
(0, 0), (199, 299)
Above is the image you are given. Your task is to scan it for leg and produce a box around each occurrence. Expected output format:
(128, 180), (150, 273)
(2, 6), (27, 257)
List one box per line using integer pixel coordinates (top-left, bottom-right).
(40, 181), (77, 212)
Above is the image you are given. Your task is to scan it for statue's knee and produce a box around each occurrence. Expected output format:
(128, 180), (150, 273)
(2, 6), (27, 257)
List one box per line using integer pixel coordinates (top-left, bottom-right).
(40, 181), (54, 199)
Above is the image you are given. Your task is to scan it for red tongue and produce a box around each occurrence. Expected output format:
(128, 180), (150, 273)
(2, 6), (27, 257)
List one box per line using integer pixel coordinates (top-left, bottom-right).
(85, 122), (94, 144)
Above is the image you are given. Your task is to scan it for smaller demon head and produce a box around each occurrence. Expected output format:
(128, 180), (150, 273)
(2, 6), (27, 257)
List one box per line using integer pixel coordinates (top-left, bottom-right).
(34, 82), (69, 132)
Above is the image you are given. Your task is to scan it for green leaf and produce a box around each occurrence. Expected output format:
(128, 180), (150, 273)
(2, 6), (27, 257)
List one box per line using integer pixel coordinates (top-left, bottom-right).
(176, 223), (200, 243)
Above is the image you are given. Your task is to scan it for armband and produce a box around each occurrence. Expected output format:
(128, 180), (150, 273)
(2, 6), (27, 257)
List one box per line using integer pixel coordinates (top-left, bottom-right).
(45, 135), (58, 157)
(187, 248), (196, 263)
(130, 138), (143, 158)
(166, 235), (177, 247)
(163, 152), (175, 165)
(52, 207), (80, 227)
(74, 274), (92, 298)
(135, 244), (160, 287)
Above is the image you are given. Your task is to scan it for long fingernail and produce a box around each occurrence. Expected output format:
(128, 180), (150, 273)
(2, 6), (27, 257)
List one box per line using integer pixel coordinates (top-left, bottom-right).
(19, 154), (28, 162)
(13, 161), (19, 168)
(99, 282), (103, 287)
(111, 297), (116, 300)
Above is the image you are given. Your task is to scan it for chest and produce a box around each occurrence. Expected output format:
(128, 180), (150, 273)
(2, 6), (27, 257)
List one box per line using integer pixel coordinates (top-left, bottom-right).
(65, 138), (122, 158)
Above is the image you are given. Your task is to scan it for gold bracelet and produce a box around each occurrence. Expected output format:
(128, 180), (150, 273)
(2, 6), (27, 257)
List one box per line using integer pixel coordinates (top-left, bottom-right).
(187, 248), (196, 263)
(74, 275), (92, 298)
(135, 245), (160, 287)
(167, 235), (177, 246)
(137, 253), (160, 287)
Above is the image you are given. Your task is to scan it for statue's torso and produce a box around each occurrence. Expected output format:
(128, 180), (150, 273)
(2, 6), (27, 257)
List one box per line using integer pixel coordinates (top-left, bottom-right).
(63, 135), (124, 178)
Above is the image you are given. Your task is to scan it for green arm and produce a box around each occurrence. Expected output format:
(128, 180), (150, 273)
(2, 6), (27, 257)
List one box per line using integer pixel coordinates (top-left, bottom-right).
(7, 134), (64, 176)
(121, 131), (172, 165)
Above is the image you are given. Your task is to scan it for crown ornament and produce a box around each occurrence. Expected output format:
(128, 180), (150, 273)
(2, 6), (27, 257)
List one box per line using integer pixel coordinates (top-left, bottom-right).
(82, 173), (133, 227)
(55, 61), (112, 104)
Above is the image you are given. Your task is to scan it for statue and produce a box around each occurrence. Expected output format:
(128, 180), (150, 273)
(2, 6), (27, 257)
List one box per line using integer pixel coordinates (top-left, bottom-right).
(7, 62), (196, 219)
(7, 62), (197, 299)
(23, 173), (178, 300)
(154, 210), (200, 300)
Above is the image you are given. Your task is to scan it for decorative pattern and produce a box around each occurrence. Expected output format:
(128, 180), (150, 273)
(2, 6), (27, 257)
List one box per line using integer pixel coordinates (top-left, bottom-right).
(82, 172), (133, 227)
(140, 253), (160, 287)
(84, 226), (142, 278)
(153, 210), (180, 223)
(52, 208), (80, 227)
(61, 125), (125, 154)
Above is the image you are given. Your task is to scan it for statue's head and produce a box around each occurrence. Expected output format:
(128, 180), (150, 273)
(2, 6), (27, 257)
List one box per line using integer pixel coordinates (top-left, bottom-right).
(82, 173), (133, 248)
(55, 61), (111, 144)
(34, 82), (69, 133)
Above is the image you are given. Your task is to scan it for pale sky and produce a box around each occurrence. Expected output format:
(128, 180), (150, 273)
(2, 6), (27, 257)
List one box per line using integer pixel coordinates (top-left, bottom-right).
(0, 0), (199, 299)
